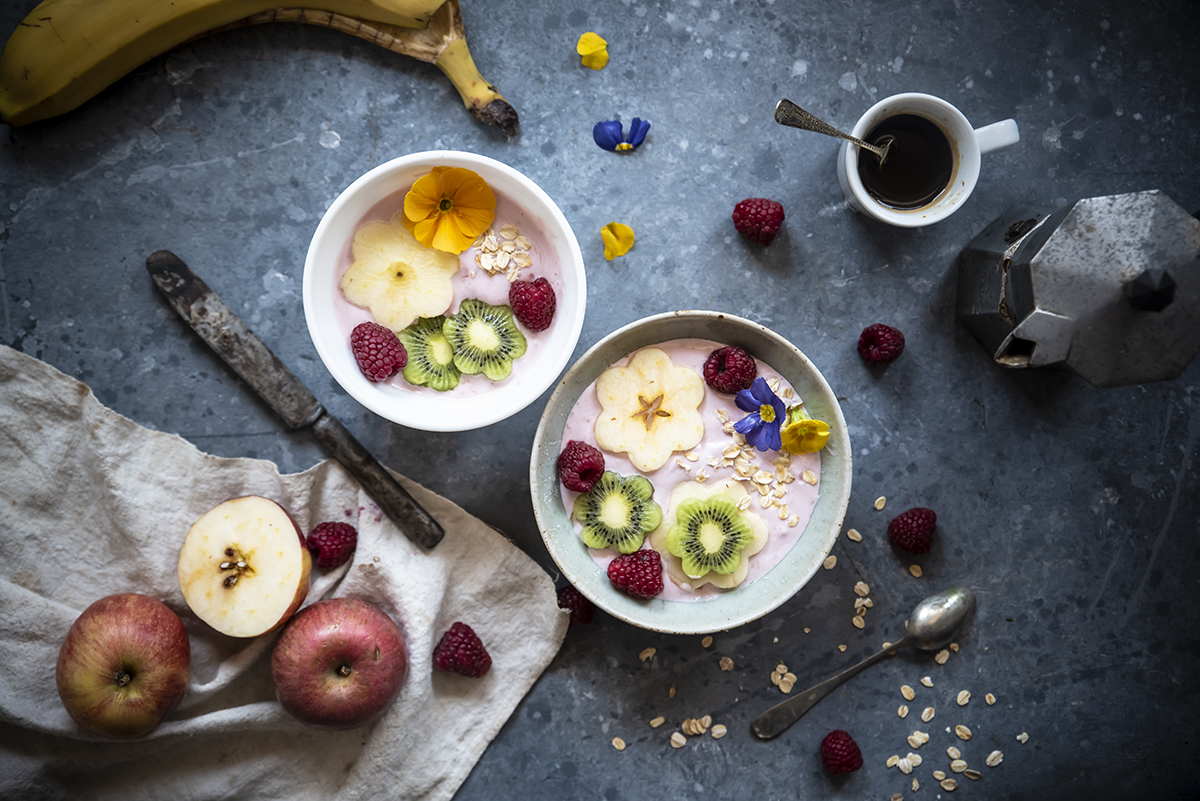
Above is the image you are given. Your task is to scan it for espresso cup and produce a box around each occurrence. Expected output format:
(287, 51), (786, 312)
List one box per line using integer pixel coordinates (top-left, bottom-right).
(836, 93), (1019, 228)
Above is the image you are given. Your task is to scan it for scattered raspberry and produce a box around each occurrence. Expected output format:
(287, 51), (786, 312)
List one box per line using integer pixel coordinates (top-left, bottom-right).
(432, 622), (492, 678)
(509, 277), (557, 332)
(820, 730), (864, 774)
(857, 323), (906, 365)
(556, 585), (595, 627)
(350, 321), (407, 382)
(607, 549), (664, 599)
(887, 507), (937, 554)
(557, 440), (605, 493)
(306, 522), (358, 569)
(703, 346), (758, 394)
(732, 197), (785, 246)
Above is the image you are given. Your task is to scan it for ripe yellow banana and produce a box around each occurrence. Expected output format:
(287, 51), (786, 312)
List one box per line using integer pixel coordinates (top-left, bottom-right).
(0, 0), (515, 135)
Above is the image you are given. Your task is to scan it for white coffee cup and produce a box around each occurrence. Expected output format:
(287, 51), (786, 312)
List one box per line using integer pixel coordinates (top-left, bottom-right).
(836, 92), (1019, 228)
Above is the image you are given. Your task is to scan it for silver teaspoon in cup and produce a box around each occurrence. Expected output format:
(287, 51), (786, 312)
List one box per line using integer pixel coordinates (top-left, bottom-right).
(774, 98), (892, 164)
(751, 586), (976, 740)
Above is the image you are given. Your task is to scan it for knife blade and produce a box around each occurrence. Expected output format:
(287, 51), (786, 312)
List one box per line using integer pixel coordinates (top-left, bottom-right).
(146, 249), (444, 550)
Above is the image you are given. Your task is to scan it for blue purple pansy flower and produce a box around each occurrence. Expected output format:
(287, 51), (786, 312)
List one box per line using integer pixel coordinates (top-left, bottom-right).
(593, 117), (650, 152)
(733, 377), (786, 452)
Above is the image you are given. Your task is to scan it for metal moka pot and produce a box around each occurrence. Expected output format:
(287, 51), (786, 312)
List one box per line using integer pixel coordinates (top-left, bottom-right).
(956, 190), (1200, 387)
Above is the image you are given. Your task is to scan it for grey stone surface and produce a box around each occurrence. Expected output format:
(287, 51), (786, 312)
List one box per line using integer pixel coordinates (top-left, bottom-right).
(2, 0), (1198, 798)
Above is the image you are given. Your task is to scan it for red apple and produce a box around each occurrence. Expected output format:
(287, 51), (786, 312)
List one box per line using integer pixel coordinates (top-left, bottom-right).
(55, 593), (190, 738)
(271, 598), (408, 730)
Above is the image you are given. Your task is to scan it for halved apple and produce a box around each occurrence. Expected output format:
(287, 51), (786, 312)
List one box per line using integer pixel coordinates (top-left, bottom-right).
(178, 496), (312, 638)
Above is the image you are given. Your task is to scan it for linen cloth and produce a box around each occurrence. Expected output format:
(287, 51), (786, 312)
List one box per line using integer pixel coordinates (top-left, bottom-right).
(0, 344), (566, 800)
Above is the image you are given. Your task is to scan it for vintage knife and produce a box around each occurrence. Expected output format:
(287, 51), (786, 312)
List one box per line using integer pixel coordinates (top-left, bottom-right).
(146, 249), (444, 550)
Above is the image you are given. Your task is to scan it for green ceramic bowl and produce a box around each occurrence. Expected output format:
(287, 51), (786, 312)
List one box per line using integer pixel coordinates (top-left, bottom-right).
(531, 311), (852, 634)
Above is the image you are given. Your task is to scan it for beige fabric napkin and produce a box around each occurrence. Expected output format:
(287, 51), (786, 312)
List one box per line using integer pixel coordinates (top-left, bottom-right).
(0, 344), (566, 800)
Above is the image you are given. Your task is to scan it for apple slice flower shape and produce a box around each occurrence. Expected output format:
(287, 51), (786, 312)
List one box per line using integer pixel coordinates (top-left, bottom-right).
(593, 347), (705, 472)
(340, 212), (460, 332)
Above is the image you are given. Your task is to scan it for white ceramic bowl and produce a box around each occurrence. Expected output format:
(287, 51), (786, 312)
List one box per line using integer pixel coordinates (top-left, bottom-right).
(531, 311), (853, 634)
(303, 151), (586, 431)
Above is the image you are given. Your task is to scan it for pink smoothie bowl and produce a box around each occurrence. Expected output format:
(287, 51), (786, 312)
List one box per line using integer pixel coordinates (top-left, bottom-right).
(302, 151), (586, 431)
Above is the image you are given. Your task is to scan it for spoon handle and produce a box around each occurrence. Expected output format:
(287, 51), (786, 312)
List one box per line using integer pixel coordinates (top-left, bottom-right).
(751, 635), (915, 740)
(773, 98), (885, 157)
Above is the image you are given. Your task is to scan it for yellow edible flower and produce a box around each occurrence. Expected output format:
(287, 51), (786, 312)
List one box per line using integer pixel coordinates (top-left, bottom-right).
(779, 406), (830, 454)
(576, 32), (609, 70)
(402, 166), (496, 255)
(601, 222), (635, 260)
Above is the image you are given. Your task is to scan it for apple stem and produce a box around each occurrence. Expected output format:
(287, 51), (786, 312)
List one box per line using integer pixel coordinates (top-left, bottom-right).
(338, 664), (352, 677)
(114, 670), (132, 687)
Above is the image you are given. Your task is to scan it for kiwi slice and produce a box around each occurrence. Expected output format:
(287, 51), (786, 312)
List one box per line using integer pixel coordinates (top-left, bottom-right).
(442, 299), (528, 382)
(664, 495), (754, 578)
(398, 315), (461, 392)
(572, 471), (662, 554)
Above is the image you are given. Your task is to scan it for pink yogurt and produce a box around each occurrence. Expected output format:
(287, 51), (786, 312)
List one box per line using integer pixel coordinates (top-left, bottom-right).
(559, 339), (821, 602)
(329, 187), (564, 397)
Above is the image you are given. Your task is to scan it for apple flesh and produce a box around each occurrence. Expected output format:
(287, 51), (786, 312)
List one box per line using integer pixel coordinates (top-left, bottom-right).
(177, 496), (311, 638)
(55, 593), (190, 738)
(271, 598), (408, 730)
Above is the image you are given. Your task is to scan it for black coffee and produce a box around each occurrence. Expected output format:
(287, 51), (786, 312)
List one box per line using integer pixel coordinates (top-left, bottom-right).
(856, 114), (953, 210)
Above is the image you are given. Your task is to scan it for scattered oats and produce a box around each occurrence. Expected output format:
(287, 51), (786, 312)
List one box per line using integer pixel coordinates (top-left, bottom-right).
(676, 457), (690, 471)
(908, 730), (929, 748)
(472, 232), (487, 248)
(500, 241), (517, 253)
(784, 672), (797, 683)
(855, 606), (867, 618)
(957, 690), (971, 706)
(823, 555), (838, 570)
(854, 597), (869, 610)
(707, 456), (721, 468)
(694, 469), (709, 483)
(737, 495), (752, 511)
(986, 750), (1004, 767)
(909, 564), (924, 578)
(670, 732), (687, 748)
(685, 451), (699, 462)
(716, 409), (730, 423)
(950, 642), (960, 653)
(782, 386), (794, 400)
(801, 470), (817, 485)
(669, 686), (676, 699)
(483, 234), (499, 252)
(897, 756), (913, 775)
(921, 706), (935, 723)
(779, 678), (794, 693)
(955, 725), (973, 740)
(892, 794), (904, 801)
(498, 223), (520, 240)
(933, 770), (947, 781)
(514, 235), (532, 250)
(985, 693), (996, 706)
(912, 778), (920, 792)
(681, 719), (694, 736)
(920, 676), (934, 688)
(723, 444), (741, 459)
(838, 644), (848, 652)
(479, 252), (497, 273)
(495, 250), (512, 271)
(759, 495), (773, 510)
(940, 778), (958, 791)
(719, 656), (734, 671)
(778, 504), (790, 520)
(753, 470), (774, 485)
(907, 734), (923, 749)
(770, 671), (782, 686)
(950, 759), (968, 773)
(883, 641), (893, 650)
(854, 581), (870, 596)
(935, 649), (950, 665)
(776, 663), (787, 673)
(804, 627), (811, 634)
(874, 496), (887, 510)
(964, 769), (982, 781)
(780, 469), (796, 484)
(701, 636), (713, 648)
(650, 716), (665, 728)
(852, 615), (865, 629)
(886, 754), (900, 768)
(512, 251), (533, 269)
(901, 684), (916, 701)
(1017, 732), (1029, 744)
(846, 528), (862, 542)
(907, 752), (923, 767)
(711, 724), (727, 739)
(639, 647), (656, 662)
(898, 704), (909, 718)
(947, 746), (961, 760)
(787, 515), (799, 527)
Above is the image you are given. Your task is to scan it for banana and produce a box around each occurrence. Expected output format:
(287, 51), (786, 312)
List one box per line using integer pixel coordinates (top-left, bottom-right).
(0, 0), (516, 134)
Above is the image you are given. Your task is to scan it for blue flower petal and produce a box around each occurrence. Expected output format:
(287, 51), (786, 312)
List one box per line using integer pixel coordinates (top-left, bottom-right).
(593, 120), (624, 151)
(748, 376), (774, 405)
(733, 413), (759, 435)
(744, 423), (774, 452)
(760, 422), (783, 452)
(735, 388), (759, 414)
(627, 117), (651, 148)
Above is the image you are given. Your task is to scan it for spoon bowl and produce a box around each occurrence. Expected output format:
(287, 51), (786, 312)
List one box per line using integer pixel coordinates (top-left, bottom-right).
(750, 586), (976, 740)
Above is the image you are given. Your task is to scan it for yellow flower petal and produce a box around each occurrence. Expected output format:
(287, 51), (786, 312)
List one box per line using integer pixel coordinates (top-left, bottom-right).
(601, 222), (635, 260)
(577, 32), (609, 70)
(404, 170), (443, 222)
(780, 418), (831, 454)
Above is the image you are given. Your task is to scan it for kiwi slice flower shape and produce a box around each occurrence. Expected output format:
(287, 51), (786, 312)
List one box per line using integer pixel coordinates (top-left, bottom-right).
(664, 495), (754, 579)
(732, 377), (786, 452)
(572, 471), (662, 554)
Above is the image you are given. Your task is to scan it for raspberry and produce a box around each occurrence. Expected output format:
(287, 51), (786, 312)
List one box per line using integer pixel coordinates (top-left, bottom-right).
(557, 440), (605, 493)
(703, 346), (758, 394)
(509, 277), (557, 332)
(887, 507), (937, 554)
(732, 197), (785, 246)
(606, 549), (664, 599)
(350, 321), (407, 382)
(820, 730), (864, 774)
(432, 622), (492, 678)
(556, 585), (595, 627)
(306, 521), (358, 569)
(857, 323), (906, 365)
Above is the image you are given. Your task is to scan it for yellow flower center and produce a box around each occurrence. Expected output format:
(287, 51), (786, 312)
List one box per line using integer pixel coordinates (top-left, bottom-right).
(438, 198), (453, 212)
(616, 142), (633, 151)
(759, 404), (776, 423)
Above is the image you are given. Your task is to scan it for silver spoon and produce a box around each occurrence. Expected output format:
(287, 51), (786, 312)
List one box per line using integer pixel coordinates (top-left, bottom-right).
(774, 98), (892, 164)
(751, 586), (976, 740)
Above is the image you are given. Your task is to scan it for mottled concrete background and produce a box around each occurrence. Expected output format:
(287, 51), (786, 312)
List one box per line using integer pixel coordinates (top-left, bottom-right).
(2, 0), (1198, 798)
